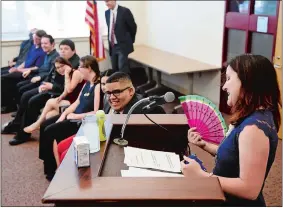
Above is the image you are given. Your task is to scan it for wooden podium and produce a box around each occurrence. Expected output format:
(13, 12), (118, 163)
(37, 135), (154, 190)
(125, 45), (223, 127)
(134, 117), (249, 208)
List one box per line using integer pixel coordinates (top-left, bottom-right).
(42, 114), (225, 206)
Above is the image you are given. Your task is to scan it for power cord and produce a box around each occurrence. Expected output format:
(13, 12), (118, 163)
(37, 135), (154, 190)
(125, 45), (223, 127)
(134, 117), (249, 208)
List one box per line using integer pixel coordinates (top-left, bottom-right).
(143, 113), (191, 156)
(143, 113), (169, 132)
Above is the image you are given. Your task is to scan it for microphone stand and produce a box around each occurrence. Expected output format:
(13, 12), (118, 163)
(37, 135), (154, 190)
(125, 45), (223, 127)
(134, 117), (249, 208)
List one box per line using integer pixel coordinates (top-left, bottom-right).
(142, 101), (156, 112)
(113, 98), (150, 146)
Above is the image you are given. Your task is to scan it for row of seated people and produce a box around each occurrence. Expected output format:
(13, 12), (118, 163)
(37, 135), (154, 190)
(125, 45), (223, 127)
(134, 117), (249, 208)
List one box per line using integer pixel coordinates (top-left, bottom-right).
(1, 28), (148, 114)
(2, 29), (64, 113)
(1, 29), (165, 181)
(41, 70), (165, 180)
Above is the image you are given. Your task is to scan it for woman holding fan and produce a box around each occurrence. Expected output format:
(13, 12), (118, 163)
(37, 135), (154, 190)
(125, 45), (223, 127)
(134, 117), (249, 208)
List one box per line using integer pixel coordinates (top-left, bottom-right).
(181, 54), (281, 206)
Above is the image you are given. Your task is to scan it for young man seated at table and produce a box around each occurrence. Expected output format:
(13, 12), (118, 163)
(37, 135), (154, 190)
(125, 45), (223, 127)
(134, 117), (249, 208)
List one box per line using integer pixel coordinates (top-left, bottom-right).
(41, 72), (165, 180)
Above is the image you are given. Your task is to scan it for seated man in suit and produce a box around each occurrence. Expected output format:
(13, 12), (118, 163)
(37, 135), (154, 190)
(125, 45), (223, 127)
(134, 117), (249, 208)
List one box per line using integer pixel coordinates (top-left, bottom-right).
(1, 28), (37, 75)
(1, 29), (47, 113)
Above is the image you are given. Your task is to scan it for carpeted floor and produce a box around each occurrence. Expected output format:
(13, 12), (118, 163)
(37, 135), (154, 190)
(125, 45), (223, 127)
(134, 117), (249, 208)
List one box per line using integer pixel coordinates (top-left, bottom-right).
(1, 108), (282, 206)
(1, 113), (52, 207)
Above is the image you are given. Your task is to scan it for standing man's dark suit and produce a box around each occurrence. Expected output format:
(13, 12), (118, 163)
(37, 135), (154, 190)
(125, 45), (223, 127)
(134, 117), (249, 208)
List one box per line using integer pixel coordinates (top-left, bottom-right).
(105, 2), (137, 74)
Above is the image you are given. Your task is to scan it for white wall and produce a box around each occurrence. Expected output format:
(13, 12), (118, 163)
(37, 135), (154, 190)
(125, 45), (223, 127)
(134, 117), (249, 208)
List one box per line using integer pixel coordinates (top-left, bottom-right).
(2, 1), (225, 103)
(103, 1), (225, 66)
(134, 1), (225, 101)
(2, 1), (225, 67)
(144, 1), (225, 66)
(118, 1), (147, 45)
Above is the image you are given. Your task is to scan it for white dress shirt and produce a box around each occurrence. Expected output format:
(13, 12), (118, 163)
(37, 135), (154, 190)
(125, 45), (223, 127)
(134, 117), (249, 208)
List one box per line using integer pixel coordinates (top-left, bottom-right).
(109, 3), (118, 44)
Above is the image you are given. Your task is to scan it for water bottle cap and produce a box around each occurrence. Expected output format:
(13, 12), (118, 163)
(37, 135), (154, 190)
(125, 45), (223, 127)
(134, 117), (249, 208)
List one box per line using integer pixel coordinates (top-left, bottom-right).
(96, 110), (106, 120)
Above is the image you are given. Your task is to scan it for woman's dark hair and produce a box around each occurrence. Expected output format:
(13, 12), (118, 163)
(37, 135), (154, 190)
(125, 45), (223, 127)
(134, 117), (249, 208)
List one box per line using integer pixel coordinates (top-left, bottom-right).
(80, 55), (100, 83)
(227, 54), (282, 131)
(54, 56), (72, 68)
(54, 56), (75, 77)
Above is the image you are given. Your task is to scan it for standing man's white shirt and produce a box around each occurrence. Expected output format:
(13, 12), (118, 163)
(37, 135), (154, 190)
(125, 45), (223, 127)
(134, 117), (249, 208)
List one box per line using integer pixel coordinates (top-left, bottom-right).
(109, 3), (118, 45)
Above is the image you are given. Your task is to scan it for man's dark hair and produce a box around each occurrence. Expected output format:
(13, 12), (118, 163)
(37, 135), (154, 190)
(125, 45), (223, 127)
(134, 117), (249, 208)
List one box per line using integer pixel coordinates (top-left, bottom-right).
(35, 30), (47, 38)
(59, 39), (75, 51)
(106, 72), (132, 84)
(42, 34), (55, 44)
(101, 69), (115, 77)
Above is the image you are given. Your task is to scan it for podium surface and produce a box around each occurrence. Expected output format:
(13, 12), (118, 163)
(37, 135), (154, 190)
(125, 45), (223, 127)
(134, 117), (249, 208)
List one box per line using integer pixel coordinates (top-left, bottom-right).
(42, 114), (225, 206)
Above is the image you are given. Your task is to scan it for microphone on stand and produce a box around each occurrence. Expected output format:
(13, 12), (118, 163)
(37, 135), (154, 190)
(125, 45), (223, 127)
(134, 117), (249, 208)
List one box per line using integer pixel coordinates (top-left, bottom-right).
(142, 92), (175, 112)
(113, 92), (176, 147)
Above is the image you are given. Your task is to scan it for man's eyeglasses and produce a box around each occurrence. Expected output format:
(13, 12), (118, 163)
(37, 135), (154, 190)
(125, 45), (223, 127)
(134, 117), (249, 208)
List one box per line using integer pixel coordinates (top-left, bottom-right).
(105, 87), (131, 98)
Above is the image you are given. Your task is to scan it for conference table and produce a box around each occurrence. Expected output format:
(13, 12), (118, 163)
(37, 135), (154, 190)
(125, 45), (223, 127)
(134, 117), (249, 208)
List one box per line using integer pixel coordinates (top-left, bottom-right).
(42, 114), (225, 206)
(129, 45), (222, 107)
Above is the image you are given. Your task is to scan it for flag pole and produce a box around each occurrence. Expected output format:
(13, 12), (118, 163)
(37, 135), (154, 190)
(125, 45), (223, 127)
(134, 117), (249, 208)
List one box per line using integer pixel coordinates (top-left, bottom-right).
(89, 31), (92, 55)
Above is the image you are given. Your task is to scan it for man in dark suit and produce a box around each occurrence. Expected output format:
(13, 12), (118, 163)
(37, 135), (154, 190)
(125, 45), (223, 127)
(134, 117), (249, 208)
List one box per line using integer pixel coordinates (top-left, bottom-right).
(105, 0), (137, 74)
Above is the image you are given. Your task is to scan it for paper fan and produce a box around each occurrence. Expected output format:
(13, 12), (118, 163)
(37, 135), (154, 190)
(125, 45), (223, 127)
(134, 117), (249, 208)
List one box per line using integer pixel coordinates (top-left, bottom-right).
(179, 95), (227, 144)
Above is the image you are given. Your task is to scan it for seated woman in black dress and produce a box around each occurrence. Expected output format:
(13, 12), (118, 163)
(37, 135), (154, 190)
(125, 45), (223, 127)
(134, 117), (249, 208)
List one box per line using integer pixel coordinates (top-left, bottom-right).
(39, 55), (102, 180)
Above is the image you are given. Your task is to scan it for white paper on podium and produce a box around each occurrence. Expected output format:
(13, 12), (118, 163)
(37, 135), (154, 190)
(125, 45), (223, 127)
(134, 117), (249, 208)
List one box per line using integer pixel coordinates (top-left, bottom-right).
(124, 146), (181, 173)
(121, 167), (184, 177)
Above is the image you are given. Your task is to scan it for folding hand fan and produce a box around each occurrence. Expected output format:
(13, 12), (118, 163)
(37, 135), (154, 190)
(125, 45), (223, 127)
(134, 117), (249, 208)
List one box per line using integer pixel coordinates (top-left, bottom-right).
(179, 95), (227, 144)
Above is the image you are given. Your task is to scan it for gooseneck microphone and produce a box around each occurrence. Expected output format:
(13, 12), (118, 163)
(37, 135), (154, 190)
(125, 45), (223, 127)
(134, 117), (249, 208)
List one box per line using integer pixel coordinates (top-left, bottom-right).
(142, 92), (175, 111)
(113, 92), (175, 146)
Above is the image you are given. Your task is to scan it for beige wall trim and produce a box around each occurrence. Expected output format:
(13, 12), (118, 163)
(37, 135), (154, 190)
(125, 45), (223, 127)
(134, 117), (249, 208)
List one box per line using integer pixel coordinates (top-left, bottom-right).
(1, 37), (90, 47)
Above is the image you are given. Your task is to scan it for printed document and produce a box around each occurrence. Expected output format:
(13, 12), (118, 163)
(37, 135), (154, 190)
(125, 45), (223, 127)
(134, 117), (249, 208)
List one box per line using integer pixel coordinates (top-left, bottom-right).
(124, 146), (181, 173)
(121, 167), (184, 177)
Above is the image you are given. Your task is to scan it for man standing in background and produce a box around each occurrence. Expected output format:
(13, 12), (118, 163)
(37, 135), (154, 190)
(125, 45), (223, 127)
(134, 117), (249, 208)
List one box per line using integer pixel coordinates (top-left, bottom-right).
(105, 0), (137, 74)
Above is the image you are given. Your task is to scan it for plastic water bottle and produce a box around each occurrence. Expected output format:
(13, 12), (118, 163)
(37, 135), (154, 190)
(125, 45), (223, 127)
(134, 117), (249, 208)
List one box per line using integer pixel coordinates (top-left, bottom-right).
(96, 110), (106, 142)
(82, 115), (100, 153)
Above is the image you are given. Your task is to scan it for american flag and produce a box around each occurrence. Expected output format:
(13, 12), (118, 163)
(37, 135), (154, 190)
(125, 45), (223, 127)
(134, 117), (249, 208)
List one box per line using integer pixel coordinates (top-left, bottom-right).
(85, 0), (105, 60)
